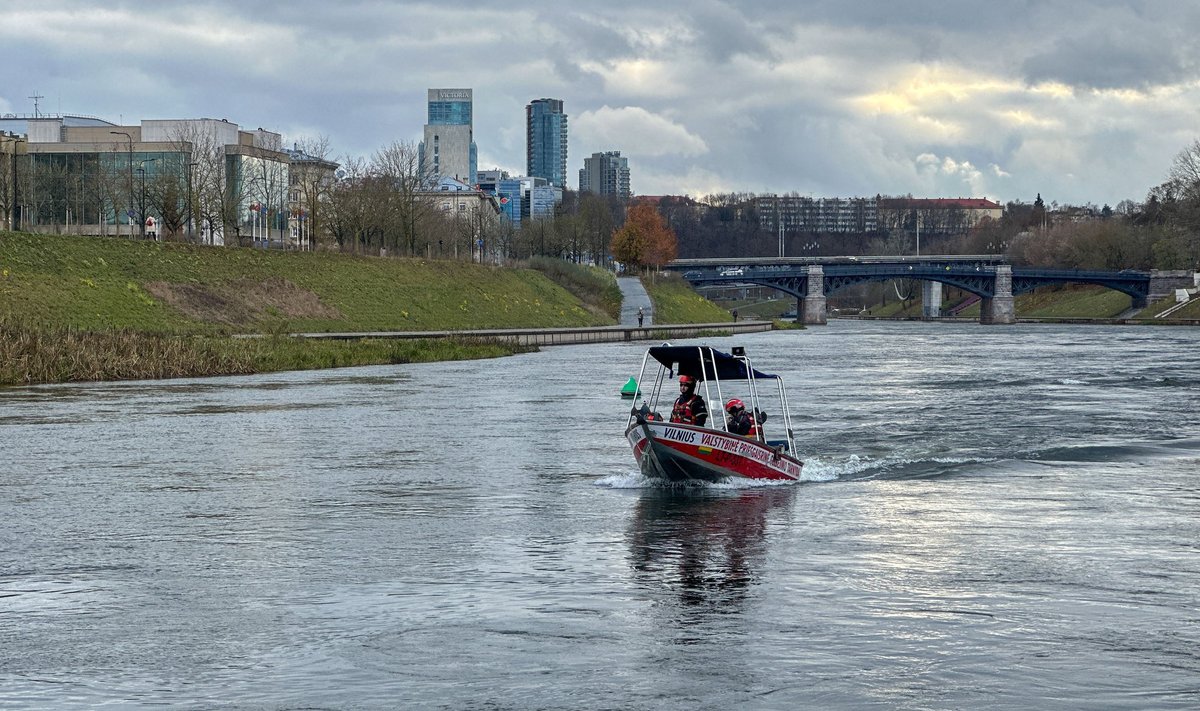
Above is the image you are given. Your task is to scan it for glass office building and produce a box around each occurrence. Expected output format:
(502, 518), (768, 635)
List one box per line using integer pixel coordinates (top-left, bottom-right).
(428, 97), (472, 126)
(526, 99), (567, 190)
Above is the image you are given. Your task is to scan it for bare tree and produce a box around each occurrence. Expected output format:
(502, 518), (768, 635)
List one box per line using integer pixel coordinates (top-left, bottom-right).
(1168, 139), (1200, 193)
(579, 193), (616, 266)
(327, 155), (372, 253)
(1164, 139), (1200, 233)
(372, 141), (435, 256)
(162, 124), (230, 245)
(290, 135), (335, 250)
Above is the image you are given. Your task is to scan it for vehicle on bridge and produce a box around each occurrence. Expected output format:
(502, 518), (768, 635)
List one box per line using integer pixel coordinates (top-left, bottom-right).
(719, 267), (745, 277)
(625, 344), (804, 483)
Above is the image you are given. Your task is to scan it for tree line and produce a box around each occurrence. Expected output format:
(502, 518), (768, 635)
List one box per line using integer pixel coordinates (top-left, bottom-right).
(6, 130), (1200, 272)
(659, 142), (1200, 271)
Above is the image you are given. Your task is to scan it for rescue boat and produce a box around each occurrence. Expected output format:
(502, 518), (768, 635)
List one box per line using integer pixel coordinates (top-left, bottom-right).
(625, 344), (804, 483)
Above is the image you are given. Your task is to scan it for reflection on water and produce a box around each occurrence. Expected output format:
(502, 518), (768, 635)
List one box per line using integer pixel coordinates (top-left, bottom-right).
(628, 487), (796, 612)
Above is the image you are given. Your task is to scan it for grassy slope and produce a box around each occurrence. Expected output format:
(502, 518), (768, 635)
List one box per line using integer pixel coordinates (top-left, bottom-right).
(0, 232), (614, 333)
(951, 284), (1132, 319)
(841, 284), (1200, 321)
(1133, 293), (1200, 319)
(526, 256), (622, 321)
(642, 272), (733, 323)
(728, 297), (795, 320)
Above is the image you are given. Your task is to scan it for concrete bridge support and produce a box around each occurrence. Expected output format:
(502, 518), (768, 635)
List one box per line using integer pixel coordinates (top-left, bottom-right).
(1135, 270), (1198, 309)
(922, 281), (942, 318)
(801, 265), (827, 325)
(981, 265), (1015, 324)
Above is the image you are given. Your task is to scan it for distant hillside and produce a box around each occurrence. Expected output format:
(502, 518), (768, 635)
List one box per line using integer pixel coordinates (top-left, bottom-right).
(0, 232), (616, 334)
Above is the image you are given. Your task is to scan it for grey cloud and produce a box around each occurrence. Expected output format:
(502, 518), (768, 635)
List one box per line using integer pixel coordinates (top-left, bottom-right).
(6, 0), (1200, 206)
(1022, 26), (1190, 90)
(534, 9), (637, 62)
(550, 54), (606, 92)
(684, 1), (775, 63)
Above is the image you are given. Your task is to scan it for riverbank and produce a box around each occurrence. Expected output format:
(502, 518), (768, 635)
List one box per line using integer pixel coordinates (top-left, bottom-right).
(0, 232), (609, 384)
(0, 232), (621, 334)
(0, 233), (745, 385)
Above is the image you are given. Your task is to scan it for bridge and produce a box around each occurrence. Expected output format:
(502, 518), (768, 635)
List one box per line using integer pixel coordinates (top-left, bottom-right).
(667, 256), (1195, 325)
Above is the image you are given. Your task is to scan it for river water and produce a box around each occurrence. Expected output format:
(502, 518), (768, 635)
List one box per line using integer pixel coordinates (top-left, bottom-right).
(2, 321), (1199, 709)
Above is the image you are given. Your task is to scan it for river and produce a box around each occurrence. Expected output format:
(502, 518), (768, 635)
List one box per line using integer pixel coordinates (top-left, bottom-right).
(2, 321), (1198, 709)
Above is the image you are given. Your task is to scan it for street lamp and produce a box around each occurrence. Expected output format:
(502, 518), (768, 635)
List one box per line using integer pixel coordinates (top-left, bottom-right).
(187, 161), (199, 243)
(916, 212), (921, 257)
(137, 158), (157, 240)
(109, 131), (133, 237)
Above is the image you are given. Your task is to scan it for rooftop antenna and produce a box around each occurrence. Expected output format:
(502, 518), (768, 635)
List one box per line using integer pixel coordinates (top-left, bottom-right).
(29, 92), (44, 118)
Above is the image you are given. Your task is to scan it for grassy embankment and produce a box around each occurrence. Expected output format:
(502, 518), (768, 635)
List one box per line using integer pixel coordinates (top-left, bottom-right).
(867, 282), (1199, 321)
(526, 256), (622, 321)
(0, 232), (622, 384)
(641, 272), (732, 325)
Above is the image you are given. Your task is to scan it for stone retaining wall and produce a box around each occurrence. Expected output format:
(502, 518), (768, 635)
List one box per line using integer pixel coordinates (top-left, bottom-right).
(290, 321), (774, 346)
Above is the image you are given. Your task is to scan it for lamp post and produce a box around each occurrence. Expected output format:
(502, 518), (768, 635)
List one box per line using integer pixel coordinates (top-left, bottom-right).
(137, 158), (157, 240)
(110, 131), (133, 237)
(187, 161), (198, 243)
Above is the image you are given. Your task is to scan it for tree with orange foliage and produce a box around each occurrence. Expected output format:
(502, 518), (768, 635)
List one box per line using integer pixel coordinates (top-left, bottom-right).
(610, 203), (677, 270)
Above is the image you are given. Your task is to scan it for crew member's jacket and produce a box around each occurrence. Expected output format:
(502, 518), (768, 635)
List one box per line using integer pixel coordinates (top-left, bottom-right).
(726, 410), (758, 438)
(670, 393), (708, 426)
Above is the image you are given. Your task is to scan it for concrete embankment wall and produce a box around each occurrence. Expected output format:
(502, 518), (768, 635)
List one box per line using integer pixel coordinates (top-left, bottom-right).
(290, 321), (773, 346)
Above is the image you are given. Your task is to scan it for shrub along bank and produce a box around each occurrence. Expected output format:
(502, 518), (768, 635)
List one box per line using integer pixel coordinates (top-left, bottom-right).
(0, 317), (528, 385)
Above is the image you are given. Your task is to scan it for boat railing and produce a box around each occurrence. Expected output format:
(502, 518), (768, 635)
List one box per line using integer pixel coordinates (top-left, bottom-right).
(628, 344), (797, 453)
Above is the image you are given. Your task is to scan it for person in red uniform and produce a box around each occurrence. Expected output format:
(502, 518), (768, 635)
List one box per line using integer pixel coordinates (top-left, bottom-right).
(724, 398), (758, 438)
(669, 375), (708, 426)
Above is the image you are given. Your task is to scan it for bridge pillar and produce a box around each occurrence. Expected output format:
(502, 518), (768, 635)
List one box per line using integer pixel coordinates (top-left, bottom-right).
(801, 265), (827, 325)
(981, 265), (1015, 325)
(922, 281), (942, 318)
(1144, 270), (1197, 308)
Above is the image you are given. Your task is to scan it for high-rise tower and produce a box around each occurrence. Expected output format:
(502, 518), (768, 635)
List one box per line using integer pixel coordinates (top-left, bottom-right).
(578, 151), (631, 199)
(526, 98), (568, 189)
(420, 88), (477, 182)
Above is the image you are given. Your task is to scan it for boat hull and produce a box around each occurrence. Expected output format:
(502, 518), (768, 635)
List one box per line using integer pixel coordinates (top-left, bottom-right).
(625, 420), (803, 483)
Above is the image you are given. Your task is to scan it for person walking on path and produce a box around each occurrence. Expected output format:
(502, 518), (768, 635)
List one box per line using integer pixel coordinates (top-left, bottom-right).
(637, 307), (645, 328)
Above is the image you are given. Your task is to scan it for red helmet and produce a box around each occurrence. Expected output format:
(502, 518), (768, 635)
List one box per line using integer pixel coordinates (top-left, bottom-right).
(725, 398), (745, 413)
(678, 375), (696, 387)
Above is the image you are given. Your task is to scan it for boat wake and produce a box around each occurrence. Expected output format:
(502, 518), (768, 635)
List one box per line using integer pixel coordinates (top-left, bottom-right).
(802, 454), (998, 481)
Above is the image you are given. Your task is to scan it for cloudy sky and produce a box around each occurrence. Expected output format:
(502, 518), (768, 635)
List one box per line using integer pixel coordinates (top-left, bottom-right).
(4, 0), (1199, 207)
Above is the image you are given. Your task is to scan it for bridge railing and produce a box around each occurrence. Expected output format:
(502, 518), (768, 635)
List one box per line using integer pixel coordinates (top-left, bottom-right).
(669, 254), (1008, 268)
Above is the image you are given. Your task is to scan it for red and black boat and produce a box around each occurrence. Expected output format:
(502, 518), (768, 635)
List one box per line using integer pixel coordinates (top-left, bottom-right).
(625, 344), (804, 483)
